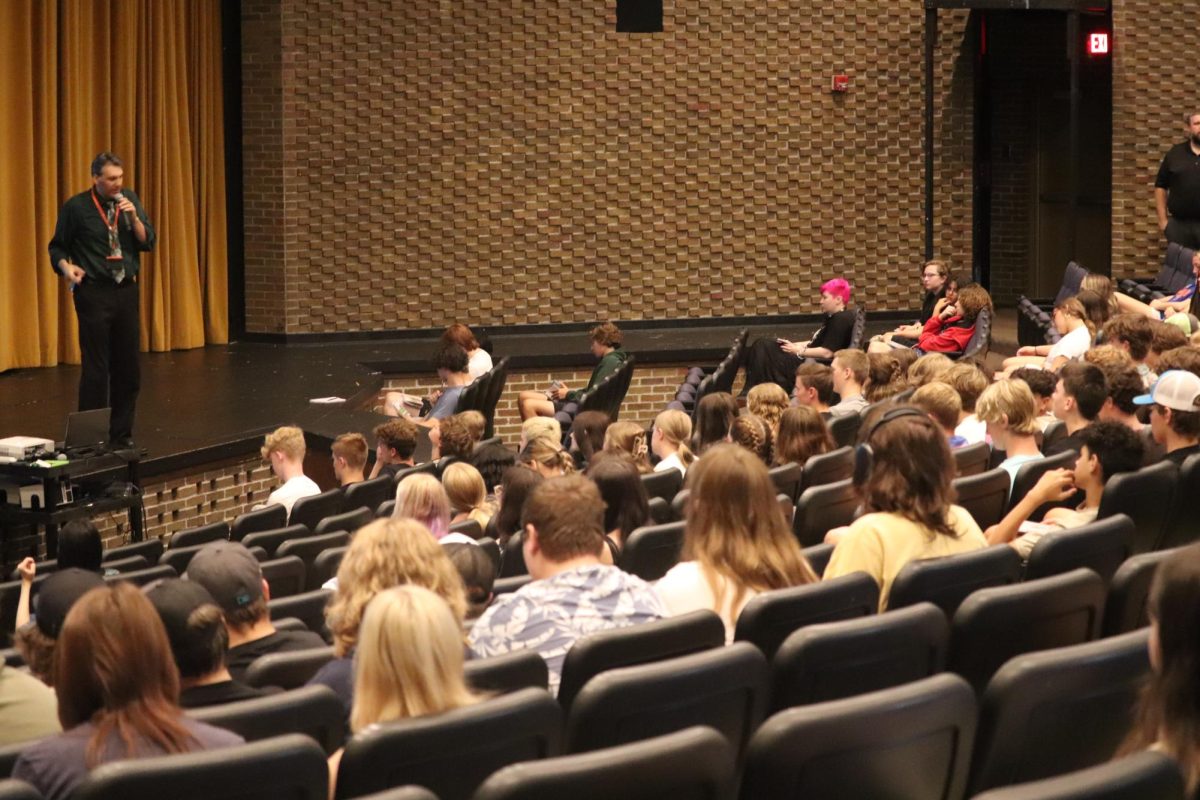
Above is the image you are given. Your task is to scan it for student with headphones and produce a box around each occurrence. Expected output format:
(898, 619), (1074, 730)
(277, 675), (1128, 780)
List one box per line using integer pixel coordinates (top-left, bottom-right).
(822, 406), (988, 610)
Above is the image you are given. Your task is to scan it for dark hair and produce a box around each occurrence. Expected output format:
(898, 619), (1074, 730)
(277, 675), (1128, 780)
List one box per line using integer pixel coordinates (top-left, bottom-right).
(1073, 289), (1110, 333)
(858, 411), (958, 539)
(492, 466), (544, 543)
(90, 152), (123, 176)
(521, 476), (606, 562)
(1103, 314), (1155, 361)
(433, 343), (470, 374)
(1096, 363), (1144, 415)
(171, 604), (228, 680)
(795, 363), (835, 406)
(1164, 406), (1200, 440)
(437, 415), (474, 460)
(57, 520), (103, 573)
(1009, 367), (1057, 400)
(374, 419), (419, 460)
(1077, 421), (1145, 482)
(441, 323), (480, 352)
(1059, 361), (1107, 421)
(470, 441), (516, 494)
(1151, 323), (1190, 357)
(1158, 346), (1200, 379)
(589, 323), (623, 348)
(442, 543), (496, 617)
(774, 406), (834, 466)
(865, 353), (904, 402)
(570, 411), (611, 464)
(693, 392), (738, 454)
(586, 453), (651, 541)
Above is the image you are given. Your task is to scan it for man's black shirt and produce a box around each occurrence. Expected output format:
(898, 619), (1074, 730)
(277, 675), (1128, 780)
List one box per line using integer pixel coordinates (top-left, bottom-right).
(811, 308), (858, 352)
(1156, 142), (1200, 220)
(48, 188), (156, 282)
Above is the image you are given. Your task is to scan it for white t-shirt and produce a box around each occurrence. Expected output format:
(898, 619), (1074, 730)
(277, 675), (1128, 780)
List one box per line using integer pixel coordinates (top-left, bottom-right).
(655, 561), (756, 644)
(1043, 325), (1091, 369)
(265, 475), (321, 518)
(468, 349), (493, 380)
(955, 415), (988, 445)
(654, 452), (687, 478)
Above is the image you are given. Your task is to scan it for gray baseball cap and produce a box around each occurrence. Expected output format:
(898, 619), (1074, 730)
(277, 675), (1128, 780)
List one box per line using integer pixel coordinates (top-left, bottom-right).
(184, 541), (263, 613)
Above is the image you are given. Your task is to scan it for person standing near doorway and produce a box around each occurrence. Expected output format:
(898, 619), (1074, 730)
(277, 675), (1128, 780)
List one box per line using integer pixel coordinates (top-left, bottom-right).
(1155, 112), (1200, 249)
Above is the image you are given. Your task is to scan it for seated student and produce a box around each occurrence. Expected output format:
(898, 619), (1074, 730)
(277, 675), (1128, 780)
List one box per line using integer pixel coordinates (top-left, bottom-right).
(865, 352), (906, 403)
(521, 416), (563, 451)
(393, 473), (452, 539)
(0, 660), (59, 747)
(442, 462), (493, 528)
(1103, 314), (1160, 388)
(1095, 361), (1168, 465)
(651, 409), (695, 478)
(747, 383), (790, 439)
(16, 519), (108, 632)
(730, 414), (774, 465)
(869, 261), (955, 350)
(907, 352), (954, 389)
(1117, 542), (1200, 794)
(871, 279), (965, 358)
(483, 466), (544, 546)
(1002, 296), (1095, 374)
(430, 413), (474, 462)
(587, 453), (652, 551)
(311, 518), (467, 716)
(828, 349), (870, 418)
(912, 283), (993, 357)
(603, 421), (653, 474)
(521, 437), (576, 478)
(743, 278), (858, 393)
(773, 406), (834, 466)
(1148, 320), (1190, 372)
(945, 362), (992, 445)
(144, 578), (269, 709)
(567, 411), (610, 468)
(518, 323), (628, 421)
(1114, 249), (1200, 333)
(185, 542), (325, 681)
(976, 379), (1043, 490)
(692, 392), (739, 455)
(442, 543), (496, 622)
(1157, 344), (1200, 379)
(910, 382), (968, 448)
(442, 322), (493, 380)
(1009, 367), (1059, 433)
(12, 583), (243, 800)
(383, 325), (493, 418)
(458, 410), (487, 446)
(369, 418), (418, 480)
(331, 433), (368, 487)
(1135, 369), (1200, 465)
(420, 344), (476, 424)
(655, 445), (817, 643)
(823, 409), (987, 610)
(255, 426), (320, 518)
(985, 421), (1144, 559)
(468, 475), (665, 696)
(1046, 362), (1108, 456)
(327, 586), (480, 796)
(469, 439), (515, 500)
(792, 362), (835, 414)
(15, 568), (105, 685)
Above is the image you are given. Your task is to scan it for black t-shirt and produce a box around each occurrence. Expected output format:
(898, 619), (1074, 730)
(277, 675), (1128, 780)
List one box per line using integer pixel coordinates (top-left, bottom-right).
(1045, 431), (1084, 458)
(919, 289), (946, 324)
(1164, 444), (1200, 466)
(226, 629), (327, 681)
(810, 309), (857, 352)
(179, 680), (272, 709)
(1156, 142), (1200, 219)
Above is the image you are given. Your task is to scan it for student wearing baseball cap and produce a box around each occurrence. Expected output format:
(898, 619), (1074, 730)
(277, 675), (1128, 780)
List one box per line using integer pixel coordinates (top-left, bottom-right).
(185, 542), (324, 680)
(1135, 369), (1200, 465)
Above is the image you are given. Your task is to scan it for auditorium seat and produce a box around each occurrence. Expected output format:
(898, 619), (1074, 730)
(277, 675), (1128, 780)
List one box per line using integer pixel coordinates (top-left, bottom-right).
(968, 629), (1151, 795)
(969, 751), (1184, 800)
(1023, 514), (1130, 584)
(243, 646), (336, 691)
(494, 575), (533, 595)
(556, 610), (725, 713)
(1119, 242), (1195, 303)
(71, 733), (328, 800)
(948, 568), (1105, 694)
(169, 521), (229, 549)
(241, 524), (310, 559)
(447, 519), (483, 540)
(1102, 548), (1178, 637)
(951, 467), (1010, 530)
(734, 572), (879, 659)
(259, 555), (307, 599)
(313, 506), (372, 536)
(640, 468), (683, 505)
(158, 543), (209, 574)
(1007, 451), (1077, 513)
(350, 788), (440, 800)
(102, 554), (150, 574)
(288, 489), (343, 532)
(189, 684), (345, 755)
(276, 531), (351, 588)
(796, 446), (854, 494)
(800, 542), (834, 575)
(267, 589), (333, 639)
(827, 413), (862, 449)
(767, 462), (803, 504)
(1160, 452), (1200, 550)
(1040, 421), (1069, 454)
(670, 488), (690, 520)
(646, 496), (674, 524)
(102, 537), (164, 565)
(621, 521), (684, 581)
(476, 536), (502, 574)
(231, 504), (288, 542)
(958, 306), (994, 361)
(563, 643), (768, 759)
(104, 564), (176, 587)
(0, 779), (39, 800)
(740, 673), (977, 800)
(792, 478), (858, 547)
(393, 462), (437, 486)
(310, 546), (347, 590)
(333, 688), (562, 800)
(376, 499), (395, 518)
(0, 740), (32, 779)
(890, 546), (1024, 617)
(341, 475), (393, 519)
(1095, 461), (1178, 554)
(769, 602), (948, 712)
(952, 440), (991, 477)
(472, 727), (736, 800)
(498, 532), (527, 578)
(464, 650), (550, 695)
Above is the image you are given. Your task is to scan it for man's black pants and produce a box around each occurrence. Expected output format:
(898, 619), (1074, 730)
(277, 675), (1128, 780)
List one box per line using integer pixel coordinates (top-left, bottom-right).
(73, 279), (140, 442)
(1165, 218), (1200, 249)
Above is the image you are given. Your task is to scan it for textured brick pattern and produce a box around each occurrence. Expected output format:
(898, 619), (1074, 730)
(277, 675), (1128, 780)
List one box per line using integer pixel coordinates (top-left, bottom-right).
(241, 1), (970, 334)
(933, 10), (974, 279)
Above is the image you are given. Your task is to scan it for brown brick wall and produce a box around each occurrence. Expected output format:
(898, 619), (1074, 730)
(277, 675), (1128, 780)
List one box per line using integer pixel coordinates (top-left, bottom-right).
(933, 10), (974, 279)
(241, 1), (970, 334)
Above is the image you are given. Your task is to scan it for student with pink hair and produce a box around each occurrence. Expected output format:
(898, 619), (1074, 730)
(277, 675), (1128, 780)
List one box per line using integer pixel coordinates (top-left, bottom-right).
(743, 278), (858, 393)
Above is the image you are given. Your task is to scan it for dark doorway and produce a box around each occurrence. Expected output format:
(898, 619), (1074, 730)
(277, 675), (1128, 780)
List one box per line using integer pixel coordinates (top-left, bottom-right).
(972, 9), (1112, 302)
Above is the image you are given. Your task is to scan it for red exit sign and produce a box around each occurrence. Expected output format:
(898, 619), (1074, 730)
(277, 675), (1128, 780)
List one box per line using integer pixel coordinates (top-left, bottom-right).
(1088, 32), (1110, 56)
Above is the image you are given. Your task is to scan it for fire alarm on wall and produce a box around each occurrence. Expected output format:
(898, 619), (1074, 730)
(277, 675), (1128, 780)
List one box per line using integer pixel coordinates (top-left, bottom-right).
(831, 74), (850, 93)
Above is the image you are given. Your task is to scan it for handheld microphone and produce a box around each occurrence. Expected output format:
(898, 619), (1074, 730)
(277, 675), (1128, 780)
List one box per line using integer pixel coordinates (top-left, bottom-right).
(114, 192), (134, 227)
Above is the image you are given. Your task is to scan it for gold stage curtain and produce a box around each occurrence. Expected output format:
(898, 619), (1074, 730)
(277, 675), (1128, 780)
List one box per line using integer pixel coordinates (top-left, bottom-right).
(0, 0), (228, 373)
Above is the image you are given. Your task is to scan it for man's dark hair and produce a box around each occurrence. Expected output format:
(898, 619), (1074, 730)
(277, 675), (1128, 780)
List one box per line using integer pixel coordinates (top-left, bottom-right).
(90, 152), (123, 176)
(1103, 314), (1154, 361)
(795, 362), (835, 405)
(174, 604), (229, 679)
(1010, 367), (1056, 400)
(470, 441), (516, 494)
(57, 520), (103, 573)
(1157, 346), (1200, 379)
(373, 418), (418, 460)
(433, 343), (470, 374)
(589, 322), (623, 349)
(442, 543), (496, 615)
(1098, 363), (1144, 415)
(1078, 421), (1145, 483)
(1060, 362), (1107, 421)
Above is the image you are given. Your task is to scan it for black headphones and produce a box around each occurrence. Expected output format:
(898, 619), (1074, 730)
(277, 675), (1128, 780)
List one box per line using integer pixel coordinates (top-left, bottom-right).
(852, 406), (928, 487)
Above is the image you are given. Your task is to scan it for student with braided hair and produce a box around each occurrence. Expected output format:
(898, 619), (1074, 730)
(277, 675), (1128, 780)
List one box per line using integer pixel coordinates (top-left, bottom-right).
(730, 414), (773, 465)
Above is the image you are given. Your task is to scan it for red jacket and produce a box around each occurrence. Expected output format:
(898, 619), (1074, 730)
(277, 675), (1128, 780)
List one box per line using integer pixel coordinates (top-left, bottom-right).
(918, 314), (976, 355)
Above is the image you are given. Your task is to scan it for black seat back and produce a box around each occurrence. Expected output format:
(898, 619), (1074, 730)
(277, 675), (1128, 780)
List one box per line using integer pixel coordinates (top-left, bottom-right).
(241, 524), (311, 559)
(0, 779), (40, 800)
(801, 543), (834, 576)
(159, 544), (208, 574)
(740, 673), (977, 800)
(889, 545), (1025, 617)
(1103, 548), (1178, 637)
(564, 643), (768, 760)
(953, 441), (991, 477)
(231, 504), (288, 541)
(1096, 461), (1178, 554)
(768, 462), (803, 503)
(770, 602), (949, 712)
(621, 521), (684, 581)
(464, 650), (549, 695)
(952, 467), (1010, 530)
(260, 555), (308, 599)
(102, 555), (150, 574)
(267, 589), (333, 638)
(827, 413), (862, 449)
(276, 532), (352, 585)
(448, 519), (483, 540)
(334, 688), (562, 800)
(341, 476), (394, 518)
(960, 307), (993, 360)
(243, 645), (336, 691)
(480, 358), (510, 440)
(968, 751), (1184, 800)
(557, 610), (725, 712)
(313, 506), (372, 536)
(289, 489), (343, 531)
(311, 546), (348, 591)
(104, 564), (177, 587)
(949, 568), (1106, 694)
(797, 446), (854, 493)
(639, 469), (683, 504)
(792, 478), (858, 547)
(1024, 514), (1131, 584)
(1161, 452), (1200, 550)
(734, 572), (879, 659)
(170, 521), (229, 550)
(102, 537), (164, 565)
(969, 629), (1151, 795)
(72, 733), (328, 800)
(189, 684), (346, 755)
(1007, 451), (1077, 512)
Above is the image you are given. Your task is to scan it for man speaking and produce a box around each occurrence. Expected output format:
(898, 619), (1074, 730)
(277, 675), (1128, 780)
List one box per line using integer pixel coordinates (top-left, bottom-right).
(48, 152), (156, 448)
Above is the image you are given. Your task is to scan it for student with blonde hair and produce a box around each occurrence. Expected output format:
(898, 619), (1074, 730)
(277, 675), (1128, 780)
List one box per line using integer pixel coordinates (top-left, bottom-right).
(521, 437), (575, 478)
(520, 417), (561, 451)
(331, 433), (368, 487)
(328, 585), (480, 795)
(1002, 296), (1094, 374)
(393, 473), (452, 539)
(977, 379), (1043, 489)
(910, 382), (968, 448)
(651, 409), (695, 477)
(656, 445), (817, 642)
(773, 406), (834, 466)
(907, 352), (953, 388)
(603, 421), (653, 473)
(944, 362), (990, 444)
(311, 518), (467, 714)
(442, 462), (492, 527)
(256, 425), (319, 517)
(747, 383), (789, 437)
